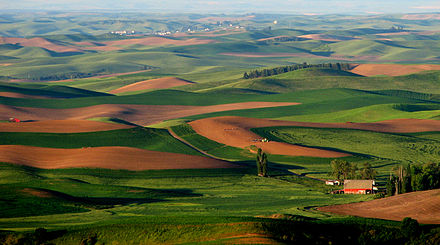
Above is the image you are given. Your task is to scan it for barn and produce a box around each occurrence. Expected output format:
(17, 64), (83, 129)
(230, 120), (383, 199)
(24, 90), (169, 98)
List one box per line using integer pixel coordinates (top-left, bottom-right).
(343, 180), (375, 194)
(9, 117), (20, 123)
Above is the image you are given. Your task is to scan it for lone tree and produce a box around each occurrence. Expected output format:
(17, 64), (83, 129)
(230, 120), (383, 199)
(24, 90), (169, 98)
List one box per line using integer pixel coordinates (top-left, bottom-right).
(256, 148), (268, 177)
(401, 217), (420, 240)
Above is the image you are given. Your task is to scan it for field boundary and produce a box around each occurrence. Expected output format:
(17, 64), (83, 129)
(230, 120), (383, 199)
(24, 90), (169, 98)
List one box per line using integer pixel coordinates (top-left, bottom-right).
(168, 127), (226, 161)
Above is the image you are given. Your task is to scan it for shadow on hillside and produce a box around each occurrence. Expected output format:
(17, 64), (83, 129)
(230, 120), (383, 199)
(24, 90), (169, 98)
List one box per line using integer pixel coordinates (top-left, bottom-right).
(27, 187), (202, 209)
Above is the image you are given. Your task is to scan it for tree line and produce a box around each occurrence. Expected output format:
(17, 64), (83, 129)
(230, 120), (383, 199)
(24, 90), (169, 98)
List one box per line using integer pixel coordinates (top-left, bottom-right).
(387, 162), (440, 196)
(243, 62), (352, 79)
(330, 159), (377, 180)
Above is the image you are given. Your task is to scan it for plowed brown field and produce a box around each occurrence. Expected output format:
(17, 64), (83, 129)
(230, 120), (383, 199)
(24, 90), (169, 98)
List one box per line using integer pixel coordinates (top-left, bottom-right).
(189, 116), (440, 157)
(0, 145), (237, 170)
(350, 64), (440, 76)
(319, 189), (440, 224)
(110, 77), (194, 94)
(189, 116), (349, 158)
(82, 37), (216, 51)
(0, 37), (83, 53)
(0, 120), (133, 133)
(298, 34), (356, 42)
(0, 102), (297, 126)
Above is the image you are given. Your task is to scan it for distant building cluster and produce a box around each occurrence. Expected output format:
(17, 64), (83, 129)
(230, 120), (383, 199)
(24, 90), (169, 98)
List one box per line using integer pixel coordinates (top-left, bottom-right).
(156, 31), (172, 36)
(110, 30), (135, 35)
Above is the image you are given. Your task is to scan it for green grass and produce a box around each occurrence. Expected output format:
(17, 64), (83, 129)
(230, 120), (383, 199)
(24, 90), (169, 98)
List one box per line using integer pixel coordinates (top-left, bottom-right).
(252, 126), (440, 166)
(184, 89), (426, 121)
(0, 162), (371, 232)
(4, 20), (440, 243)
(0, 82), (111, 98)
(0, 127), (202, 155)
(147, 119), (189, 128)
(171, 124), (251, 160)
(220, 69), (440, 94)
(0, 89), (265, 108)
(276, 103), (440, 123)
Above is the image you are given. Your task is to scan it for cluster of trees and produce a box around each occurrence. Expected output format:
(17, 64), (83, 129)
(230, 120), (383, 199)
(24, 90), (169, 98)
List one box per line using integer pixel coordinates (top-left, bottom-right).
(387, 162), (440, 196)
(330, 159), (377, 180)
(243, 62), (352, 79)
(257, 36), (306, 44)
(25, 65), (152, 81)
(256, 148), (268, 177)
(29, 72), (99, 81)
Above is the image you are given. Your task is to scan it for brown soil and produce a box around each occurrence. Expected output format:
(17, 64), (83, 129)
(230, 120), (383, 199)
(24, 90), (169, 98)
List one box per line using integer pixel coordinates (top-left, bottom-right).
(74, 41), (96, 46)
(189, 116), (440, 157)
(350, 64), (440, 76)
(0, 37), (83, 53)
(257, 36), (290, 42)
(298, 34), (357, 42)
(318, 189), (440, 224)
(96, 37), (216, 48)
(21, 188), (55, 198)
(0, 63), (11, 66)
(0, 145), (238, 170)
(109, 77), (194, 94)
(81, 45), (122, 51)
(418, 30), (440, 36)
(193, 29), (246, 37)
(0, 120), (133, 133)
(0, 102), (297, 126)
(375, 32), (412, 36)
(189, 116), (350, 158)
(401, 14), (440, 20)
(0, 92), (54, 99)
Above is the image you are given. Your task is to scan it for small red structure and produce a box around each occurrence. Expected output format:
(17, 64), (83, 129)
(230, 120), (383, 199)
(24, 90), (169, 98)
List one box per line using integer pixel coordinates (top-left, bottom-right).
(343, 180), (375, 194)
(9, 117), (20, 123)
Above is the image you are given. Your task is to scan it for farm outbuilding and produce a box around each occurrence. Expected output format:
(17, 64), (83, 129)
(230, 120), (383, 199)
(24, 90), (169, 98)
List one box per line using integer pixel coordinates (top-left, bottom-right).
(343, 180), (375, 194)
(325, 180), (340, 185)
(9, 117), (20, 123)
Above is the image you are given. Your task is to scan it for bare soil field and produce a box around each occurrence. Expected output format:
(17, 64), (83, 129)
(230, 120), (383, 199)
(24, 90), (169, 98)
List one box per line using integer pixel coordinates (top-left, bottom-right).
(193, 29), (246, 37)
(0, 37), (83, 53)
(257, 36), (289, 42)
(375, 32), (412, 36)
(82, 37), (216, 51)
(189, 116), (440, 157)
(0, 145), (237, 170)
(110, 77), (194, 94)
(350, 64), (440, 76)
(21, 188), (55, 198)
(319, 189), (440, 224)
(0, 102), (297, 126)
(401, 14), (440, 20)
(0, 120), (133, 133)
(297, 34), (356, 42)
(0, 92), (55, 99)
(189, 116), (350, 158)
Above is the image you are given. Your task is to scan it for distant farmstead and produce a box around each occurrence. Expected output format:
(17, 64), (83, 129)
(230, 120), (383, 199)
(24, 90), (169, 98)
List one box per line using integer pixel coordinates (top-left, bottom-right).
(9, 117), (20, 123)
(344, 180), (375, 194)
